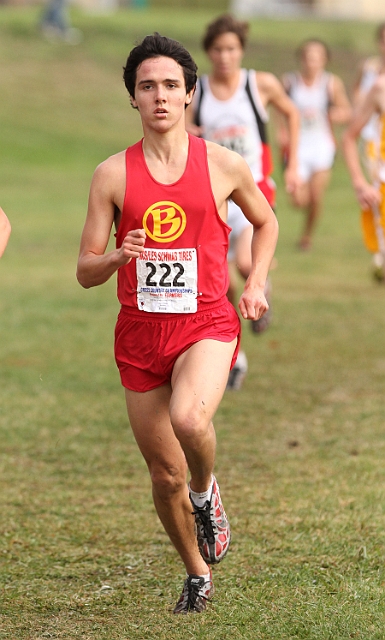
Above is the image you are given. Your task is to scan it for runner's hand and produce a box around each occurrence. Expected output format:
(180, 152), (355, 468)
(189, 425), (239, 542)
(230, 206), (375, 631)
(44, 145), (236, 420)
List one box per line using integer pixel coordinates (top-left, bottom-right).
(284, 165), (301, 195)
(354, 181), (381, 209)
(118, 228), (146, 264)
(239, 287), (269, 321)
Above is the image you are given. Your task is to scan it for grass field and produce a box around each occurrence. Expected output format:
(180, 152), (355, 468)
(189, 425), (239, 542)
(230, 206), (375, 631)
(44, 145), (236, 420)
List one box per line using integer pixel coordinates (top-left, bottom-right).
(1, 6), (385, 639)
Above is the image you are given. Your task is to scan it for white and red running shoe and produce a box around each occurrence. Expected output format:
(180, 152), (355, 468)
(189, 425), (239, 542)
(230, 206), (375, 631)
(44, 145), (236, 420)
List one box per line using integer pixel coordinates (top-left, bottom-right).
(173, 571), (214, 614)
(189, 477), (231, 564)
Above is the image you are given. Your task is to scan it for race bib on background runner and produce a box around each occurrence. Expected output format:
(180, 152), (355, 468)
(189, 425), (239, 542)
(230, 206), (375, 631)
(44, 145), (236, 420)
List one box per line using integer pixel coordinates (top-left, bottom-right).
(136, 248), (198, 313)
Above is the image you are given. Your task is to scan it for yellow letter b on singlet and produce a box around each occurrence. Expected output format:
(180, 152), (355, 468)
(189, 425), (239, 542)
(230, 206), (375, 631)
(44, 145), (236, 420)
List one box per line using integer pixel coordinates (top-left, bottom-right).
(143, 201), (186, 243)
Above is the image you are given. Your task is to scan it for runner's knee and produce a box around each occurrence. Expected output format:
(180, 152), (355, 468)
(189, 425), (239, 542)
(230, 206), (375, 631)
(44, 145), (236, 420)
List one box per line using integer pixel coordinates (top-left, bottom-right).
(170, 405), (209, 446)
(150, 461), (187, 498)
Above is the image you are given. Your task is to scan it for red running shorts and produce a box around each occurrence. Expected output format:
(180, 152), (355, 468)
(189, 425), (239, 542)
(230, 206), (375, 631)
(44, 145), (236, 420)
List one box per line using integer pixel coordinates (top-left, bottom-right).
(114, 298), (240, 392)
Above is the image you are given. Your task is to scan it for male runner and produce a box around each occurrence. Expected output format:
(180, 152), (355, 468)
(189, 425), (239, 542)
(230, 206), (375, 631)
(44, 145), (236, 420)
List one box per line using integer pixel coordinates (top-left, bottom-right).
(343, 70), (385, 282)
(281, 39), (351, 251)
(77, 33), (278, 613)
(352, 23), (385, 279)
(185, 13), (299, 389)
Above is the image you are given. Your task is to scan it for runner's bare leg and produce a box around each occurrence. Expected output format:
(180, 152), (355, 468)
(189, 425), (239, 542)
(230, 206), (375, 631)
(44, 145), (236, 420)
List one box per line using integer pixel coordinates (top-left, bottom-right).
(125, 337), (236, 575)
(170, 338), (236, 492)
(126, 384), (209, 576)
(300, 169), (330, 248)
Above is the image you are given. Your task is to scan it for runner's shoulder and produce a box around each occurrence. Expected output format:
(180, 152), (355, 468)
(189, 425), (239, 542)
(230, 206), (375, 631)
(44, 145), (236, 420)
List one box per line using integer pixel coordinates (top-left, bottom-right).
(255, 70), (281, 91)
(93, 150), (126, 182)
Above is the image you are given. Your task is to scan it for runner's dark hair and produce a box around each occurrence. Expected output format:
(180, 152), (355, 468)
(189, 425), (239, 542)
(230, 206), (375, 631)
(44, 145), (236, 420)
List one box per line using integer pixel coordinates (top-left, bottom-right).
(202, 13), (249, 51)
(123, 32), (197, 107)
(296, 38), (331, 62)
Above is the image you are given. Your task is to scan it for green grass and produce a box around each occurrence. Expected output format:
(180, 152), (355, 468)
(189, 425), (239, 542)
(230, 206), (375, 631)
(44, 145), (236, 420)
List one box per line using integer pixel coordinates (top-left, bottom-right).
(1, 6), (385, 639)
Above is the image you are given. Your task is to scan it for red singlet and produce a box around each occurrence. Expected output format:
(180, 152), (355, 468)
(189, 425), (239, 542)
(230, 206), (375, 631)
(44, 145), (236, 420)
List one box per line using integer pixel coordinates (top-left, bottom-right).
(114, 134), (240, 391)
(116, 134), (231, 313)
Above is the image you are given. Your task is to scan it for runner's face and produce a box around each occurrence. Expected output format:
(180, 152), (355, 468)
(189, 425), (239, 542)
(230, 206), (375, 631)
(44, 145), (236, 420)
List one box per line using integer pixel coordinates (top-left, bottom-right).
(132, 56), (193, 130)
(207, 32), (244, 78)
(301, 43), (328, 75)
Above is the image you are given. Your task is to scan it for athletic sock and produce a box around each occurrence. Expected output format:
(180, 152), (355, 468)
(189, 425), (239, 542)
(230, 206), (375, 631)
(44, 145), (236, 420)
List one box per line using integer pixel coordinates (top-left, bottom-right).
(193, 570), (211, 582)
(189, 476), (214, 508)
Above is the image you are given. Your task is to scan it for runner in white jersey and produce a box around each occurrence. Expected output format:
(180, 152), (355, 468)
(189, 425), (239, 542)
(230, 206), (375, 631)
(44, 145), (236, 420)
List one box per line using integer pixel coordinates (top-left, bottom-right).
(353, 23), (385, 165)
(284, 71), (336, 181)
(193, 69), (275, 222)
(281, 39), (351, 251)
(343, 70), (385, 284)
(352, 24), (385, 278)
(355, 60), (381, 153)
(186, 14), (300, 389)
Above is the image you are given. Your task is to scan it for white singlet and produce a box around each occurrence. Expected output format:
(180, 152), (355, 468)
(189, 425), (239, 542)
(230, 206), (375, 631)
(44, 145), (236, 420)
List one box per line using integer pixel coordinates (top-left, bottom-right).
(284, 71), (335, 182)
(358, 59), (380, 143)
(193, 69), (269, 259)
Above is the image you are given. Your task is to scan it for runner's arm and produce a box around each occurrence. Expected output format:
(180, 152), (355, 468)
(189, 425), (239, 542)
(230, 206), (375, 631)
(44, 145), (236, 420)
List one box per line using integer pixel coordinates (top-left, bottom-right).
(342, 84), (382, 209)
(257, 71), (300, 194)
(77, 159), (145, 288)
(230, 154), (279, 321)
(274, 74), (292, 153)
(0, 207), (11, 257)
(352, 57), (379, 107)
(352, 60), (366, 106)
(328, 75), (352, 125)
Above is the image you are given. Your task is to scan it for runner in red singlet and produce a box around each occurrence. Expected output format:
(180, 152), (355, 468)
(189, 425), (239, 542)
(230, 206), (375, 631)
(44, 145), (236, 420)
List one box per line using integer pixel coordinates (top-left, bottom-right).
(77, 34), (278, 614)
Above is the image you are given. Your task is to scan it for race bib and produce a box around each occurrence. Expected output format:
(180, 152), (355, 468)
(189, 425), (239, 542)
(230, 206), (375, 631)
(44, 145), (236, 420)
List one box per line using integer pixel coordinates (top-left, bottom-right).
(211, 124), (254, 165)
(302, 108), (323, 130)
(136, 248), (198, 313)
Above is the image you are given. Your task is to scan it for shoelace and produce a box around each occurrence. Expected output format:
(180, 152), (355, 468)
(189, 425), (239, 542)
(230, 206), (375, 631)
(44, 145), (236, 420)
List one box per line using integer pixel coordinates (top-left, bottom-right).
(191, 501), (216, 543)
(186, 576), (207, 611)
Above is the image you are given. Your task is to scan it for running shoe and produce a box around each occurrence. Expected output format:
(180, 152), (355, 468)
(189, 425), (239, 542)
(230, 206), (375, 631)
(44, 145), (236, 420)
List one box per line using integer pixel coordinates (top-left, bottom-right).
(372, 252), (385, 282)
(173, 571), (214, 614)
(373, 265), (385, 282)
(227, 350), (247, 390)
(297, 236), (312, 251)
(190, 477), (231, 564)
